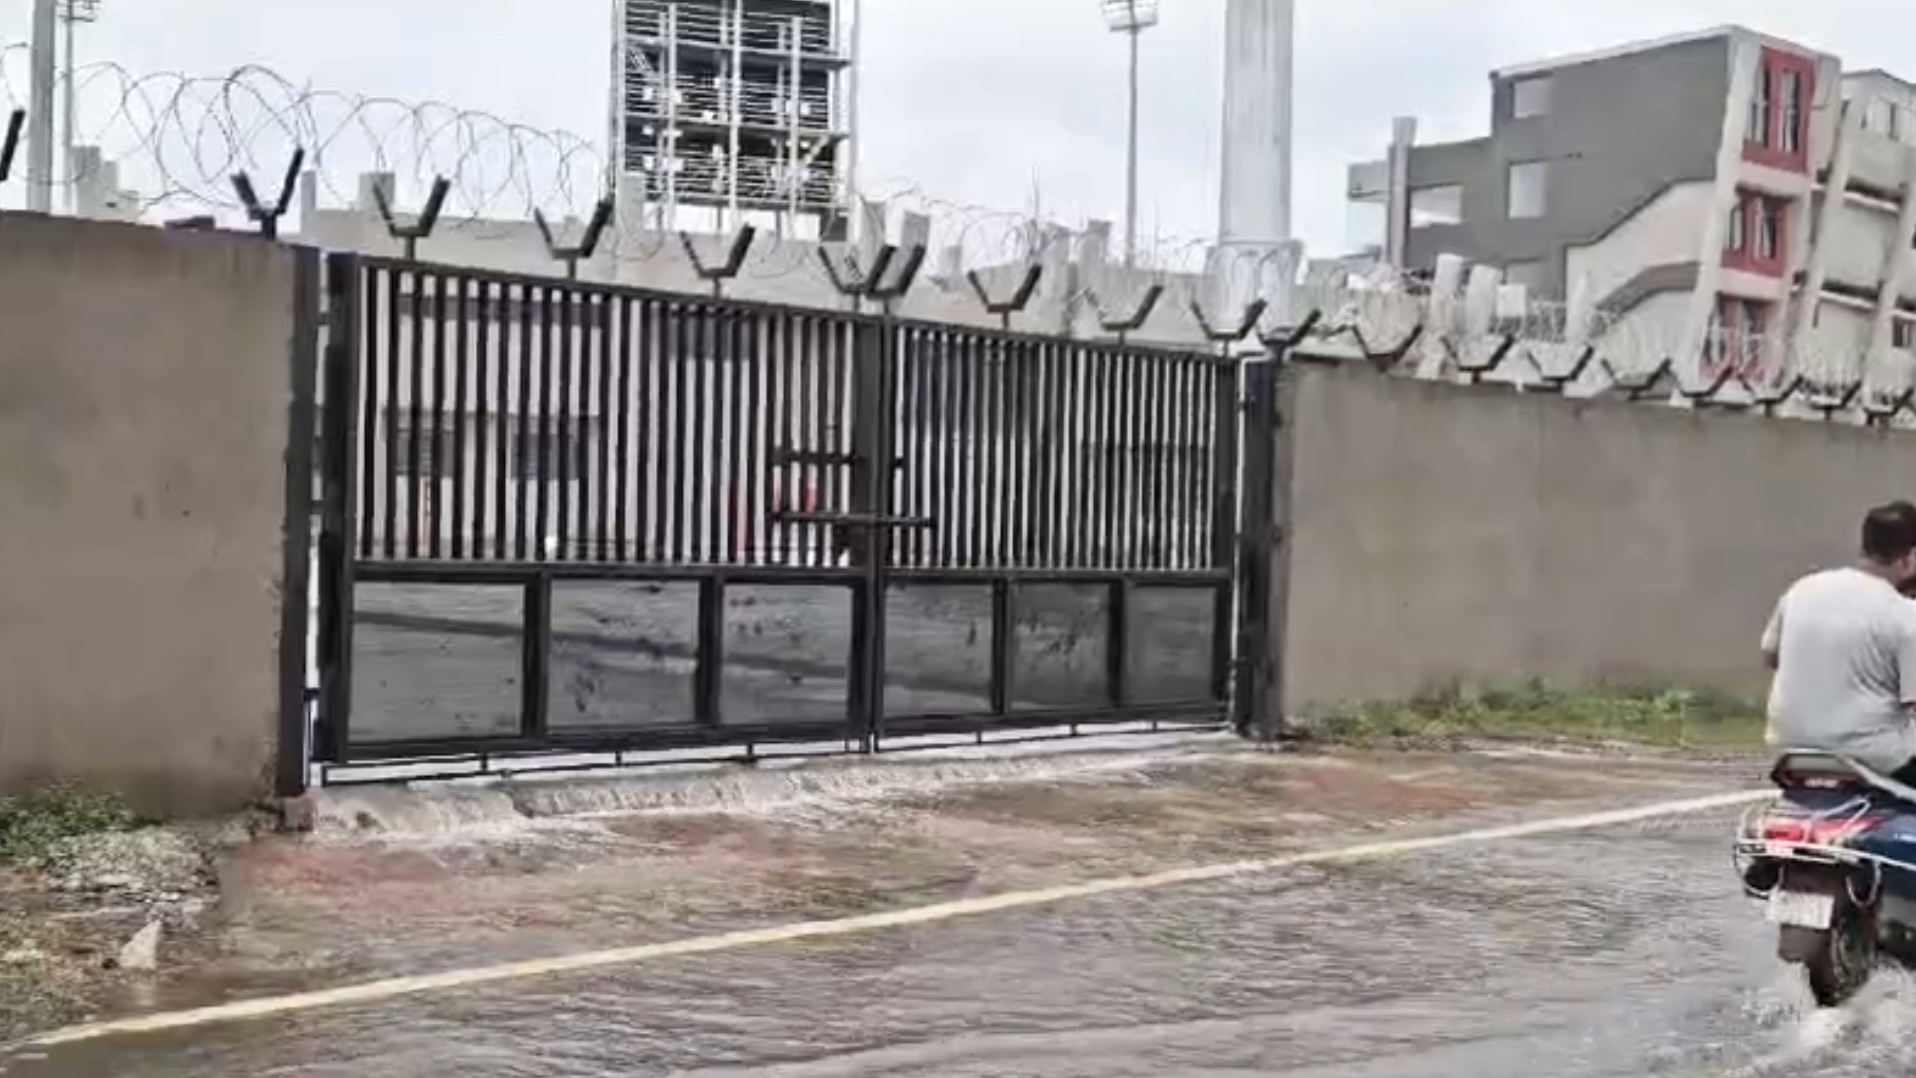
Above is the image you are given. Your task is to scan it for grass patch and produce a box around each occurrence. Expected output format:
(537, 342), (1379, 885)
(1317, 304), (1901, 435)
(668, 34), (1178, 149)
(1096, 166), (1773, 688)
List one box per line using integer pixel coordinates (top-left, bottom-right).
(0, 784), (134, 865)
(1308, 680), (1767, 751)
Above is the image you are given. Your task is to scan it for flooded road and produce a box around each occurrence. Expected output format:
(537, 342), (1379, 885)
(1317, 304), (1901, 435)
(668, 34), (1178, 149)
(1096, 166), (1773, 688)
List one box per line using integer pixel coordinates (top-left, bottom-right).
(11, 797), (1916, 1078)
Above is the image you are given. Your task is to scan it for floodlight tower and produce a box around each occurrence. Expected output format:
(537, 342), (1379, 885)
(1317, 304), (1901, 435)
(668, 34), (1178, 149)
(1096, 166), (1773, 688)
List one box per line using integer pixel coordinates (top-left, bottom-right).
(1100, 0), (1158, 269)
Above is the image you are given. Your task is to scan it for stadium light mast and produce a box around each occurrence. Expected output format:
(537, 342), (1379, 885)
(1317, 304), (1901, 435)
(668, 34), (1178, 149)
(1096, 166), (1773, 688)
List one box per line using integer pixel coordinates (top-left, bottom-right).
(1100, 0), (1157, 269)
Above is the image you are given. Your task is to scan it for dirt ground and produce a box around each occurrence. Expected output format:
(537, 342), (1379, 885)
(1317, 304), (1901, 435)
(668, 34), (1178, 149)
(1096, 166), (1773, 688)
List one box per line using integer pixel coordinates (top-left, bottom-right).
(0, 740), (1767, 1044)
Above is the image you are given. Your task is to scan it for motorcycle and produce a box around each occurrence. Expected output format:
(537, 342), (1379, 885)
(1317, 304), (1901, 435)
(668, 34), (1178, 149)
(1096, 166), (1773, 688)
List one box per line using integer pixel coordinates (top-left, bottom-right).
(1734, 750), (1916, 1006)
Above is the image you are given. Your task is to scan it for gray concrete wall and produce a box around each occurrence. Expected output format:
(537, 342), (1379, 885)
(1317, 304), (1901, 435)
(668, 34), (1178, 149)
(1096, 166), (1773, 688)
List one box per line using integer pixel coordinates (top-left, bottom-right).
(1280, 359), (1916, 712)
(0, 213), (309, 817)
(1403, 36), (1730, 298)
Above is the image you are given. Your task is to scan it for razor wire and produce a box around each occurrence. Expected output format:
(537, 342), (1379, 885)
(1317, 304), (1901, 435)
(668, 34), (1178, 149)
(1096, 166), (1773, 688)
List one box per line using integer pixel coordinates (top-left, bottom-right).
(0, 44), (1228, 296)
(15, 43), (1895, 410)
(1293, 262), (1916, 422)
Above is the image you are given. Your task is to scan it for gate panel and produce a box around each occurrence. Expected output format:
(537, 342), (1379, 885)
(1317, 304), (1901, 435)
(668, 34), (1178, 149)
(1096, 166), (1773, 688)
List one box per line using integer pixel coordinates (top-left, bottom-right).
(878, 320), (1239, 740)
(314, 257), (875, 769)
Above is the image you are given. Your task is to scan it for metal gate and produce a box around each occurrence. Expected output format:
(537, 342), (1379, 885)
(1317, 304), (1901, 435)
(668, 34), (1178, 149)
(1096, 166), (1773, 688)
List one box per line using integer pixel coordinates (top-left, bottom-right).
(308, 253), (1258, 782)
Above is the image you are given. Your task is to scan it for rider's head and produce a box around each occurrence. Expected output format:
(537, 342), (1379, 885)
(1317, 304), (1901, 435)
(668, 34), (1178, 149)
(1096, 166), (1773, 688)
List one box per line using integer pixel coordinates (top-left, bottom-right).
(1860, 501), (1916, 585)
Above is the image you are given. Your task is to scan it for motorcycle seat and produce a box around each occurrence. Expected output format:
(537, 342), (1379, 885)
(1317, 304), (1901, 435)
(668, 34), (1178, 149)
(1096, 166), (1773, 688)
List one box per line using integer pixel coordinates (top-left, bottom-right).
(1774, 748), (1916, 805)
(1775, 751), (1869, 781)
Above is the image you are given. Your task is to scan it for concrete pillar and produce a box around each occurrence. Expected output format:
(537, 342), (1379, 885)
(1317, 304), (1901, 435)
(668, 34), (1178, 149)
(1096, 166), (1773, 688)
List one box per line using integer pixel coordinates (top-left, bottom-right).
(899, 211), (931, 270)
(1044, 224), (1076, 335)
(1495, 283), (1528, 323)
(1794, 98), (1864, 379)
(1682, 33), (1761, 384)
(1866, 143), (1916, 376)
(1427, 254), (1466, 335)
(297, 171), (319, 230)
(1039, 223), (1071, 303)
(1383, 116), (1417, 271)
(936, 244), (964, 284)
(357, 171), (396, 255)
(1078, 219), (1113, 286)
(1416, 253), (1467, 377)
(858, 197), (887, 263)
(1563, 272), (1595, 347)
(611, 172), (650, 263)
(1216, 0), (1299, 330)
(71, 149), (136, 223)
(1462, 264), (1503, 337)
(70, 146), (105, 217)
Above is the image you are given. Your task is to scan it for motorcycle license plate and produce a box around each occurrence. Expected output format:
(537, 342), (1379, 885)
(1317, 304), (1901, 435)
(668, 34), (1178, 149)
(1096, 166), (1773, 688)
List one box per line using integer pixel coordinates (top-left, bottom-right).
(1766, 889), (1836, 930)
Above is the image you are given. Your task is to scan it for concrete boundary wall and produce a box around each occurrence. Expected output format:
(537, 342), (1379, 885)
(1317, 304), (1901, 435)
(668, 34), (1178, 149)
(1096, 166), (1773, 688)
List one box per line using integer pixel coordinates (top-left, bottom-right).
(0, 213), (314, 817)
(1277, 359), (1916, 713)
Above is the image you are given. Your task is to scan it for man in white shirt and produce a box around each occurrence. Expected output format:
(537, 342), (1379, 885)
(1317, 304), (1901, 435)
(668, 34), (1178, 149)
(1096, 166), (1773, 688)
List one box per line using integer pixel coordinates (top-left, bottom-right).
(1762, 501), (1916, 784)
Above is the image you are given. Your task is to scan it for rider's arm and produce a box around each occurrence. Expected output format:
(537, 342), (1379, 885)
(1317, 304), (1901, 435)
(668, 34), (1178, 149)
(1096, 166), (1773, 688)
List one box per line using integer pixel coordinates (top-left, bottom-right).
(1900, 607), (1916, 709)
(1760, 598), (1784, 671)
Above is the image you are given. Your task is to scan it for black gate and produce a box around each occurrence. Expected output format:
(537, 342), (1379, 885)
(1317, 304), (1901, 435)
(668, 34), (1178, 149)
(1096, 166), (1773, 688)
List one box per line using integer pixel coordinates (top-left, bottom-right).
(309, 254), (1256, 782)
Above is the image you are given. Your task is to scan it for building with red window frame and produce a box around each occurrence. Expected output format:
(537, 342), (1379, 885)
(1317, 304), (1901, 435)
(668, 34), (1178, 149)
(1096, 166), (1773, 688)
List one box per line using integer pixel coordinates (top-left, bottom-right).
(1347, 26), (1916, 387)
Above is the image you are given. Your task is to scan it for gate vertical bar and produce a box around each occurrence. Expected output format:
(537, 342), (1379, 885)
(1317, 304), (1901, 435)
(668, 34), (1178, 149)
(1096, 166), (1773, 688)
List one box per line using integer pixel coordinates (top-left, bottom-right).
(276, 246), (324, 799)
(521, 574), (553, 741)
(845, 313), (892, 751)
(1233, 356), (1274, 738)
(315, 252), (364, 766)
(1207, 357), (1242, 707)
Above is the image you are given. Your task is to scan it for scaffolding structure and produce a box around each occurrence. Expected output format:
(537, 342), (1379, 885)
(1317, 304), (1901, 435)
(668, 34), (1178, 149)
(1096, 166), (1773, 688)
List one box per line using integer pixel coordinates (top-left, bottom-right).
(615, 0), (854, 238)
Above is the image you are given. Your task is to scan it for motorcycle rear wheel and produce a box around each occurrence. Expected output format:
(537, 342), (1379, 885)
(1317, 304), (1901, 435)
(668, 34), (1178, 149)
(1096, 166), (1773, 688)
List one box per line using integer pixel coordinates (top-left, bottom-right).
(1782, 905), (1876, 1007)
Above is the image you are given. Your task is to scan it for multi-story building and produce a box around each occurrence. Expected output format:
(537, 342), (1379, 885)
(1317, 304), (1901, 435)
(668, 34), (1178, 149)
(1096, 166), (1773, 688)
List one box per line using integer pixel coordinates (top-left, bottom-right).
(1346, 25), (1916, 385)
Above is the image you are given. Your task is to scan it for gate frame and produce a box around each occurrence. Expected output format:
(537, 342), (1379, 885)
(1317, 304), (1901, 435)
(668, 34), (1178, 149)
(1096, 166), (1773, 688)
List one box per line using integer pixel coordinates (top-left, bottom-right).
(1231, 318), (1314, 742)
(273, 245), (325, 799)
(304, 252), (1262, 783)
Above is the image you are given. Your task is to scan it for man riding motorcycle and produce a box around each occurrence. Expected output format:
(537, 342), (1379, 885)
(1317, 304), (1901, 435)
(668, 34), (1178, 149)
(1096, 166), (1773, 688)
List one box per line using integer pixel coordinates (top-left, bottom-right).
(1762, 500), (1916, 786)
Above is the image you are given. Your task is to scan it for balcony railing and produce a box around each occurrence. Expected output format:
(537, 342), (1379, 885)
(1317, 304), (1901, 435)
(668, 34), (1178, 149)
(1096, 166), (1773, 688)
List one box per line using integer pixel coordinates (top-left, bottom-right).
(1701, 327), (1769, 383)
(624, 74), (837, 133)
(628, 152), (839, 209)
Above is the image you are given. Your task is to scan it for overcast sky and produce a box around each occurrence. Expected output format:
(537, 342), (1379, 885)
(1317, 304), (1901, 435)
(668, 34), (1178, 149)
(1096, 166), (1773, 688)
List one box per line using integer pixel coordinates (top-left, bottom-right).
(2, 0), (1914, 260)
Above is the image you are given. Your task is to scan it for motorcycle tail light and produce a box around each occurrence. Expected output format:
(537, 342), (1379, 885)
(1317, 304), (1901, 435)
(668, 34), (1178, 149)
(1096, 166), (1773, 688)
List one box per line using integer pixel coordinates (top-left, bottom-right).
(1761, 812), (1888, 848)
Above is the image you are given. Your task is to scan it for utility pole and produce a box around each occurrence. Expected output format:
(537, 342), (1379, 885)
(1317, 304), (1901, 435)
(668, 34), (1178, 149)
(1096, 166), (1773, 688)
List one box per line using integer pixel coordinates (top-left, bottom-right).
(27, 0), (57, 212)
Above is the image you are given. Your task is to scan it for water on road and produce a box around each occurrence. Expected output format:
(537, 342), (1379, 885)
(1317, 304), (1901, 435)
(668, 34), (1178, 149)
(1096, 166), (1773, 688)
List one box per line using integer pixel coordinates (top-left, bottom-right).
(10, 801), (1916, 1077)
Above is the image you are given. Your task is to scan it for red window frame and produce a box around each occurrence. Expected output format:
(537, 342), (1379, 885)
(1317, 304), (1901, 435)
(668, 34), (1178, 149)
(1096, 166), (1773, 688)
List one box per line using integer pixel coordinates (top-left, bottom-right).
(1722, 190), (1788, 276)
(1744, 47), (1815, 172)
(1707, 296), (1770, 380)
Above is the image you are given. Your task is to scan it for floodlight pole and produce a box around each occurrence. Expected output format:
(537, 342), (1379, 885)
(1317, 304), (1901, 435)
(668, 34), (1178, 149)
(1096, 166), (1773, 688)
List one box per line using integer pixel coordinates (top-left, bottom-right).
(1124, 20), (1139, 269)
(1101, 0), (1154, 269)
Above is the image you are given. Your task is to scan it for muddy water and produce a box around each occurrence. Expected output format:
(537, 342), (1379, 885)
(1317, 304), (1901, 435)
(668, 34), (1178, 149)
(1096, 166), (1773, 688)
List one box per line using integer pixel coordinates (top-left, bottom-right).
(11, 806), (1916, 1078)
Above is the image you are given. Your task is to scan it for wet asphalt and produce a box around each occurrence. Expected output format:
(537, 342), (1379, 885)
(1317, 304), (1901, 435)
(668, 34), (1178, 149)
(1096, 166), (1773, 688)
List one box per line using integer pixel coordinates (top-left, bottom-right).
(10, 804), (1916, 1077)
